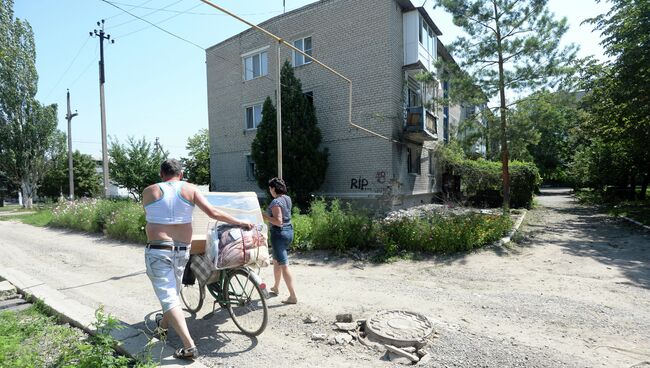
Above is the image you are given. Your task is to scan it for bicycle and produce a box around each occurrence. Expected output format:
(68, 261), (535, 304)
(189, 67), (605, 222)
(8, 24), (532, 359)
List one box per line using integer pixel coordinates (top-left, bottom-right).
(180, 256), (268, 336)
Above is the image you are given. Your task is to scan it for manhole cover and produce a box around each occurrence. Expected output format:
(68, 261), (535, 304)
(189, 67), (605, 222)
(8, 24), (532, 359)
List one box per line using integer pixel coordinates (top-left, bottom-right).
(365, 310), (433, 347)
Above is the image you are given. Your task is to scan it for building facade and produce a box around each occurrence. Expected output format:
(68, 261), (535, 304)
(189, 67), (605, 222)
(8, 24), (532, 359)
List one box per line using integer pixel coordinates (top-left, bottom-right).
(206, 0), (468, 209)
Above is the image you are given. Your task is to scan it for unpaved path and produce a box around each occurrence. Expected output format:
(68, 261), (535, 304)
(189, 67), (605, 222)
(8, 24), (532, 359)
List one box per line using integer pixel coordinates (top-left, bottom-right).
(1, 188), (649, 367)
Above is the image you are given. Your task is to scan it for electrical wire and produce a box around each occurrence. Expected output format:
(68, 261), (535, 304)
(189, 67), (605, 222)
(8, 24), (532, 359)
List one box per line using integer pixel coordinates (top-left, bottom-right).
(100, 0), (204, 49)
(107, 0), (283, 16)
(109, 0), (184, 29)
(116, 3), (203, 39)
(43, 36), (92, 101)
(104, 0), (155, 20)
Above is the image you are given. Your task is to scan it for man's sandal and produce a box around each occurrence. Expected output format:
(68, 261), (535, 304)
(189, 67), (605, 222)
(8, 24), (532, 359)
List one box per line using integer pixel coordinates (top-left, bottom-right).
(153, 313), (168, 339)
(173, 346), (199, 360)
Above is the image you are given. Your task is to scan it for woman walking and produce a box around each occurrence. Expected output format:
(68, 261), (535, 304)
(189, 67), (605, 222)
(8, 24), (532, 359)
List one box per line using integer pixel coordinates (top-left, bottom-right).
(262, 177), (297, 304)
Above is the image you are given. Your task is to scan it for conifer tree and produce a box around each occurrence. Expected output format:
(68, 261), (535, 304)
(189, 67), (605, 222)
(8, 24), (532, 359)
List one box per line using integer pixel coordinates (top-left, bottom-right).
(251, 61), (328, 207)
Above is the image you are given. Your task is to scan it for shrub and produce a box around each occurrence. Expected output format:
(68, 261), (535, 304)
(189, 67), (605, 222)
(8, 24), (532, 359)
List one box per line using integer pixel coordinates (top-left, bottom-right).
(308, 199), (376, 252)
(291, 206), (312, 250)
(103, 201), (147, 243)
(377, 213), (512, 256)
(51, 198), (146, 244)
(439, 144), (541, 208)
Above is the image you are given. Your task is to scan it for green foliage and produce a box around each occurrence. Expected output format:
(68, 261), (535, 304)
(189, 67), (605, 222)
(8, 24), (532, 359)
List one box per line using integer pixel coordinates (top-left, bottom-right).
(288, 198), (513, 258)
(569, 0), (650, 199)
(40, 148), (102, 199)
(103, 200), (147, 243)
(308, 199), (376, 252)
(181, 129), (210, 185)
(109, 136), (168, 200)
(0, 304), (154, 368)
(0, 0), (59, 208)
(435, 0), (576, 209)
(439, 143), (541, 208)
(251, 61), (328, 207)
(0, 209), (54, 226)
(377, 213), (512, 257)
(290, 206), (312, 250)
(50, 198), (146, 243)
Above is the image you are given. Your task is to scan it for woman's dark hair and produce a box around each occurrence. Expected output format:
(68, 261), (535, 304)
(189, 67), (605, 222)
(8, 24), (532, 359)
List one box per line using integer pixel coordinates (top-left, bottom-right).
(268, 177), (287, 195)
(160, 158), (183, 178)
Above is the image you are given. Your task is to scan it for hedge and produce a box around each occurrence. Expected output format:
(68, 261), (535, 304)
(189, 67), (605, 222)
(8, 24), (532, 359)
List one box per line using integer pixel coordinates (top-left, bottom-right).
(440, 145), (541, 208)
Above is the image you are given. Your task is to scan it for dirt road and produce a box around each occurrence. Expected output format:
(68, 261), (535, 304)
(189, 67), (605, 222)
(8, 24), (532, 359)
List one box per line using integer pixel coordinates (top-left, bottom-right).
(1, 188), (649, 367)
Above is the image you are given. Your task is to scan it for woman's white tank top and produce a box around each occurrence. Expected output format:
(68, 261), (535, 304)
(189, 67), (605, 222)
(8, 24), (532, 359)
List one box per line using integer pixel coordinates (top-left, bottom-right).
(144, 181), (194, 224)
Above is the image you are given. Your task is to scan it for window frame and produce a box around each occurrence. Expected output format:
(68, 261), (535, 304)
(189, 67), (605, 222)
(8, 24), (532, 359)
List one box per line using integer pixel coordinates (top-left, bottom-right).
(244, 102), (264, 130)
(242, 46), (269, 81)
(245, 154), (256, 181)
(292, 36), (312, 67)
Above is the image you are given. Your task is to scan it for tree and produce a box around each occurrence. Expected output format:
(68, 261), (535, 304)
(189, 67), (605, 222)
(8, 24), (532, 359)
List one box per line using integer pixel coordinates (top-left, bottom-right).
(40, 149), (102, 199)
(507, 90), (579, 182)
(251, 61), (328, 207)
(581, 0), (650, 198)
(0, 0), (59, 208)
(181, 129), (210, 185)
(108, 136), (168, 200)
(435, 0), (576, 209)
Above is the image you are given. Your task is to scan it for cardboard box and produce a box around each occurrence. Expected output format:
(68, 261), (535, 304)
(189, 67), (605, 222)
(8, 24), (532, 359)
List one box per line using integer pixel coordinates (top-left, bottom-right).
(190, 235), (206, 255)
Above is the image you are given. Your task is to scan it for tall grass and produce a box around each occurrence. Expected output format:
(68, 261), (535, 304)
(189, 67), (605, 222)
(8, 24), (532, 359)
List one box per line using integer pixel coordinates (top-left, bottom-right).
(291, 198), (512, 259)
(50, 198), (146, 243)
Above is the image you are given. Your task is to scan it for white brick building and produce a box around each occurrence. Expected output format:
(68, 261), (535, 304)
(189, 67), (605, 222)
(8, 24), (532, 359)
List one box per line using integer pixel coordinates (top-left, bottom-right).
(206, 0), (474, 209)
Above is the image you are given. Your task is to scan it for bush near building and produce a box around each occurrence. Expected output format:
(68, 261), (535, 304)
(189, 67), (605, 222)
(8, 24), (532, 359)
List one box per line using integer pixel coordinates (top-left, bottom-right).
(439, 144), (541, 208)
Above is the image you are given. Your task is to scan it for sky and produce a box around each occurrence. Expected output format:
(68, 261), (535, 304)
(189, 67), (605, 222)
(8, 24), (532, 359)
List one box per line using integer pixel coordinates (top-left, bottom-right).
(12, 0), (611, 160)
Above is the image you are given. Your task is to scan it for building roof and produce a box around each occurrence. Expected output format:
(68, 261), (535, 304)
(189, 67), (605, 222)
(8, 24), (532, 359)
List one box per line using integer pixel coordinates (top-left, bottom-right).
(206, 0), (443, 51)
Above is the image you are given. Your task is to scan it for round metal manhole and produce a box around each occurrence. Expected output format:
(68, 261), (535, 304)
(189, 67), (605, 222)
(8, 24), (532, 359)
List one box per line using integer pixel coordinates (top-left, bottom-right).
(365, 310), (433, 347)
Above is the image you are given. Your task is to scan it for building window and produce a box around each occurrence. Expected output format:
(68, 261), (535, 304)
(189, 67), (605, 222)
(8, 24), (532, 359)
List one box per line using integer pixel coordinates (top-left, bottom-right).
(428, 149), (434, 175)
(407, 147), (421, 174)
(245, 104), (263, 129)
(293, 36), (312, 67)
(246, 155), (256, 181)
(243, 51), (268, 81)
(419, 15), (435, 56)
(304, 91), (313, 106)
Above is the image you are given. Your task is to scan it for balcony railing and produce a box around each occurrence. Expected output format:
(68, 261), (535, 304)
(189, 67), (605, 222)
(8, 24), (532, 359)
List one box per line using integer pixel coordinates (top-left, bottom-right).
(405, 106), (437, 142)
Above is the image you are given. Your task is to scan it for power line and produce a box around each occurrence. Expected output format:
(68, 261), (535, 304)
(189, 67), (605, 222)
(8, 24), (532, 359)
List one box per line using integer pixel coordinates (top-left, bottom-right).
(107, 1), (283, 16)
(43, 36), (92, 101)
(100, 0), (203, 49)
(116, 3), (203, 39)
(104, 0), (155, 20)
(109, 0), (183, 29)
(69, 43), (99, 88)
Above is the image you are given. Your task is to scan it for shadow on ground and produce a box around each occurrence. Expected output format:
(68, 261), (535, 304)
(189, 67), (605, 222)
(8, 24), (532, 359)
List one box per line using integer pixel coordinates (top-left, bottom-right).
(518, 188), (650, 289)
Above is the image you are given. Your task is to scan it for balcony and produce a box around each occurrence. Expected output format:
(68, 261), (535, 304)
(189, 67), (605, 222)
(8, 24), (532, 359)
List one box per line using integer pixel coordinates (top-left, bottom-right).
(404, 106), (438, 142)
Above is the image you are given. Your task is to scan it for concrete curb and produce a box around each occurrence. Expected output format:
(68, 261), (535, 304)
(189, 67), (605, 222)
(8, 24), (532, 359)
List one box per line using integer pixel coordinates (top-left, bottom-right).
(620, 215), (650, 231)
(0, 267), (207, 368)
(494, 209), (528, 246)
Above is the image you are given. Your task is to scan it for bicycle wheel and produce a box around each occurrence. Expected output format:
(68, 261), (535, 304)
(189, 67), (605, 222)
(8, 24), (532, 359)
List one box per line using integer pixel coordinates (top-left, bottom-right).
(224, 268), (268, 336)
(180, 282), (204, 313)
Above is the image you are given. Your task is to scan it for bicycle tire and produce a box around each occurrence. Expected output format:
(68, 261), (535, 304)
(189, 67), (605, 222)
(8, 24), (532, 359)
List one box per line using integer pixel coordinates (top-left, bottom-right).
(180, 282), (205, 313)
(224, 268), (268, 336)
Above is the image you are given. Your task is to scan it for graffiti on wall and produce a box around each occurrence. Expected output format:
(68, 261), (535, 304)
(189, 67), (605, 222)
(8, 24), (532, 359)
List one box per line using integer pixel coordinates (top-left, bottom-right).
(350, 171), (388, 190)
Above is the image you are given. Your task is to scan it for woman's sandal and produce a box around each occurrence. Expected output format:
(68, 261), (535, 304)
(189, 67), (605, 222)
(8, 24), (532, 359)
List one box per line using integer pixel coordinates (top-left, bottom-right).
(174, 346), (199, 360)
(153, 313), (168, 339)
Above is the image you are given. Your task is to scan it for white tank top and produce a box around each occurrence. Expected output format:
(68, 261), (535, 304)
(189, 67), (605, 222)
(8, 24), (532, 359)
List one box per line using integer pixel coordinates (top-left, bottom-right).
(144, 181), (194, 224)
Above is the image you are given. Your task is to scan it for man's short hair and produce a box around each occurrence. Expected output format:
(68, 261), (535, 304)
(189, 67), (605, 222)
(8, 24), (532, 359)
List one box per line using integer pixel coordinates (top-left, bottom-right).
(160, 159), (183, 177)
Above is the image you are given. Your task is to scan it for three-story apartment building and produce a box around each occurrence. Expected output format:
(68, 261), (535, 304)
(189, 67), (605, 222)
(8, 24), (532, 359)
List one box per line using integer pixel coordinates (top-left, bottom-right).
(206, 0), (468, 209)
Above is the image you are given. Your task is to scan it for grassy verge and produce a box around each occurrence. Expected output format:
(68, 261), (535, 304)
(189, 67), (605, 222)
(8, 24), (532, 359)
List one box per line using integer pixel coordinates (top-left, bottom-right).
(0, 210), (54, 227)
(575, 189), (650, 226)
(0, 303), (154, 368)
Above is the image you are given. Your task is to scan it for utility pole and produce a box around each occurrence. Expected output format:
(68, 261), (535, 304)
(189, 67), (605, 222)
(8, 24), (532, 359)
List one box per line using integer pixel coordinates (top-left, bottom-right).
(65, 89), (78, 200)
(90, 19), (114, 197)
(276, 40), (283, 179)
(154, 137), (161, 153)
